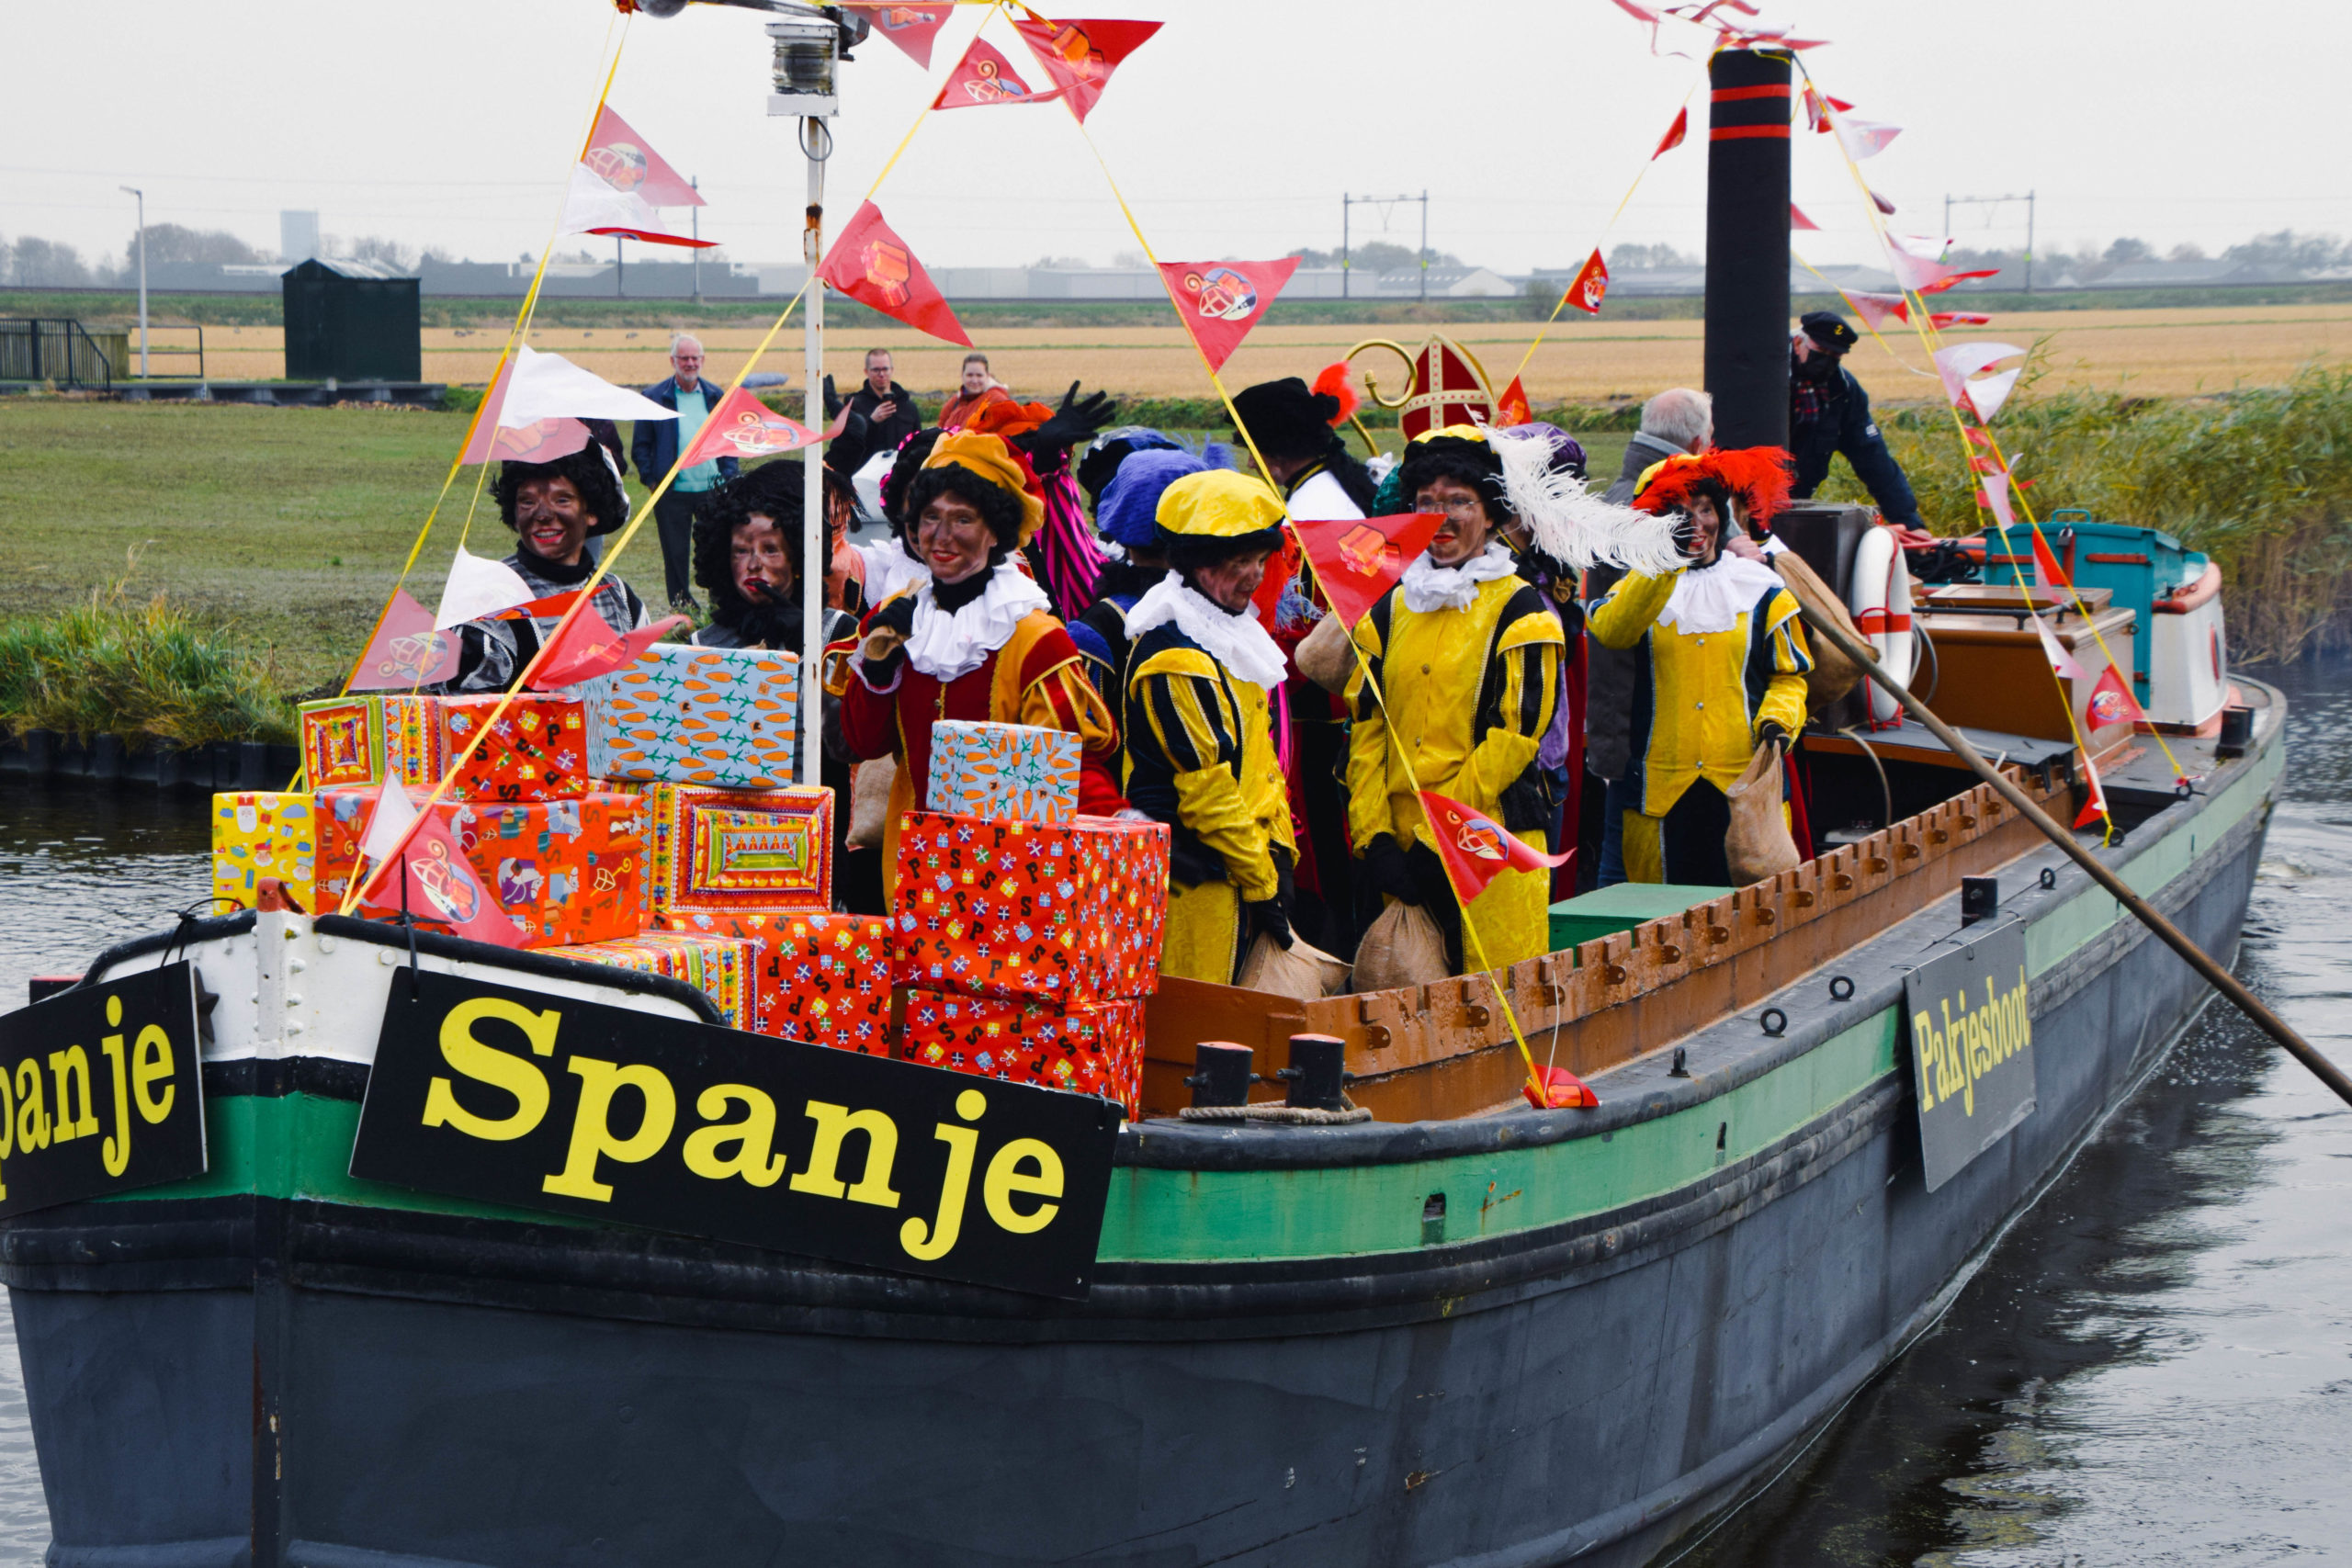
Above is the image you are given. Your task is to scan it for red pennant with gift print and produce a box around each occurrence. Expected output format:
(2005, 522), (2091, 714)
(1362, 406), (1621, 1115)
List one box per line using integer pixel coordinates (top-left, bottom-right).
(817, 201), (973, 347)
(1292, 512), (1445, 628)
(843, 3), (954, 67)
(2073, 743), (2109, 830)
(1417, 789), (1574, 906)
(348, 589), (459, 692)
(527, 607), (689, 691)
(1011, 12), (1161, 123)
(681, 387), (823, 466)
(2083, 662), (2146, 734)
(1565, 248), (1610, 315)
(933, 37), (1058, 109)
(1155, 257), (1296, 372)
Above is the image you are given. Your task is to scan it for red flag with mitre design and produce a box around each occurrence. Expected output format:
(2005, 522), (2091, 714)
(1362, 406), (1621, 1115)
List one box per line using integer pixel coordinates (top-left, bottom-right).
(563, 106), (714, 250)
(1154, 257), (1297, 372)
(348, 590), (459, 692)
(1292, 513), (1446, 627)
(680, 387), (823, 466)
(843, 3), (954, 67)
(1011, 12), (1161, 123)
(1494, 376), (1534, 428)
(1564, 249), (1610, 316)
(817, 201), (973, 347)
(933, 38), (1058, 109)
(2083, 662), (2145, 737)
(1417, 790), (1575, 906)
(526, 607), (689, 691)
(1393, 335), (1497, 442)
(356, 807), (526, 949)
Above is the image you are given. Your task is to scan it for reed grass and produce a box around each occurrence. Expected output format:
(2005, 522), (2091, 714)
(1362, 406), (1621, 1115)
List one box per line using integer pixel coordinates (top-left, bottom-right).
(0, 578), (296, 749)
(1820, 362), (2352, 663)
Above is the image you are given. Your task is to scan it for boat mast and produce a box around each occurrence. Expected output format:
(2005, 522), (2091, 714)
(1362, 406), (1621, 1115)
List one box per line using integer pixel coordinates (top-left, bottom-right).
(1702, 47), (1793, 448)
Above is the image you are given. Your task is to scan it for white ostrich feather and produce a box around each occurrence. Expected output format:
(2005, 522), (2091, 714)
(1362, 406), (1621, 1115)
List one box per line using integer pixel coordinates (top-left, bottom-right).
(1488, 424), (1685, 577)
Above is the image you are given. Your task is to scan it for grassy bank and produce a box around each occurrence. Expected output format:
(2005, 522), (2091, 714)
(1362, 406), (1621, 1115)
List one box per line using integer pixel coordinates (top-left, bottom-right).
(1815, 363), (2352, 663)
(0, 584), (296, 747)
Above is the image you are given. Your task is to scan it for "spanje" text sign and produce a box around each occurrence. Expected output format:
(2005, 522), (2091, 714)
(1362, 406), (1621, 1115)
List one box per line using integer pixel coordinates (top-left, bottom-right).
(0, 963), (207, 1218)
(351, 971), (1123, 1298)
(1904, 920), (2036, 1192)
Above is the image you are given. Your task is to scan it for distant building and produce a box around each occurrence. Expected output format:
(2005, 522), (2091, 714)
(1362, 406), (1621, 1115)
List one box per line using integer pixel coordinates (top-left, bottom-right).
(1371, 265), (1519, 299)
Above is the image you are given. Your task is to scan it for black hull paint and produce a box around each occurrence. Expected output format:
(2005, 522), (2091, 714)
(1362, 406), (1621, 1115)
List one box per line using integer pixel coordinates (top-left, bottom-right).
(6, 774), (2270, 1568)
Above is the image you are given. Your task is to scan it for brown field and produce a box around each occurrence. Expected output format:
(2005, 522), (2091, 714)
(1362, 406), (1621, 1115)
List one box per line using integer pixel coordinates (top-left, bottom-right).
(179, 302), (2352, 407)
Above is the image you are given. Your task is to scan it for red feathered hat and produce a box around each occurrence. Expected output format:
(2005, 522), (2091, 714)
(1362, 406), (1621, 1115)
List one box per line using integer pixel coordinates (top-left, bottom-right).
(1632, 446), (1793, 527)
(1310, 362), (1359, 426)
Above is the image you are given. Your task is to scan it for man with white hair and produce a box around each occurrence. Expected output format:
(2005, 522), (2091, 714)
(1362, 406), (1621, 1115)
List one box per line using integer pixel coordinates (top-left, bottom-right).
(1589, 387), (1711, 885)
(631, 333), (741, 615)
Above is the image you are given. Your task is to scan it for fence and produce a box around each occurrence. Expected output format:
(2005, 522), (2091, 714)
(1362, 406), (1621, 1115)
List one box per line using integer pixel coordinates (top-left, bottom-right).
(0, 319), (115, 389)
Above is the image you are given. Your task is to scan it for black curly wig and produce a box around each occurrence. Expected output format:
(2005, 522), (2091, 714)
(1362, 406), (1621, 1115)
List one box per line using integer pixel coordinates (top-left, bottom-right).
(1396, 435), (1511, 527)
(879, 427), (945, 533)
(496, 445), (628, 538)
(900, 462), (1026, 566)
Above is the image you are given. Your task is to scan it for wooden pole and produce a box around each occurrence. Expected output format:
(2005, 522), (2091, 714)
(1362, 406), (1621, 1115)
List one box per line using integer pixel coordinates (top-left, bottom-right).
(1794, 603), (2352, 1110)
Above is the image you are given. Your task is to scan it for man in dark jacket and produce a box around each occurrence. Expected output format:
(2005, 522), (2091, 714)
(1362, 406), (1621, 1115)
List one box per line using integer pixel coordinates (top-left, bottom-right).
(822, 348), (923, 479)
(629, 334), (740, 615)
(1788, 310), (1922, 527)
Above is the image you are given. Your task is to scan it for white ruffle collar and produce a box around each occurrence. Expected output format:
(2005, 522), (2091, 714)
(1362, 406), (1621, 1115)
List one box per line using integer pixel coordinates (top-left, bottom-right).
(904, 559), (1050, 682)
(1399, 541), (1518, 614)
(1123, 573), (1288, 690)
(1658, 553), (1785, 636)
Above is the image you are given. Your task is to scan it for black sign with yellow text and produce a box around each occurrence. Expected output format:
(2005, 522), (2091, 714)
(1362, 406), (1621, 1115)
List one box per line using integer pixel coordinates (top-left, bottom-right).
(0, 963), (207, 1219)
(351, 971), (1124, 1299)
(1904, 920), (2036, 1192)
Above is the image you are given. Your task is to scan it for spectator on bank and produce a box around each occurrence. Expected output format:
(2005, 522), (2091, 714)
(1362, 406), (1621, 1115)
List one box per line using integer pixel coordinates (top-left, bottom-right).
(1788, 310), (1923, 527)
(822, 347), (923, 479)
(630, 334), (740, 615)
(1588, 387), (1713, 886)
(938, 352), (1012, 431)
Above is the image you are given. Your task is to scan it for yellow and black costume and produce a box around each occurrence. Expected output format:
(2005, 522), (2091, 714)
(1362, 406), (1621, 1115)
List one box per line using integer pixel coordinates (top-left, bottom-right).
(1120, 470), (1298, 985)
(1586, 452), (1810, 886)
(1346, 434), (1566, 972)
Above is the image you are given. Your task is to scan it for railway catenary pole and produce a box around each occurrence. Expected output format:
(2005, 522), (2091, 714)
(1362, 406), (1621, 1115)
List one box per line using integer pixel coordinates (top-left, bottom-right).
(1796, 603), (2352, 1111)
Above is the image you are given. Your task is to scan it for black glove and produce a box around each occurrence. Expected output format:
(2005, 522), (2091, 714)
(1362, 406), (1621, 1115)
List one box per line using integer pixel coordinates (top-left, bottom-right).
(1012, 382), (1117, 457)
(1362, 834), (1421, 907)
(1167, 840), (1227, 888)
(1757, 719), (1792, 754)
(1244, 895), (1294, 952)
(858, 594), (919, 683)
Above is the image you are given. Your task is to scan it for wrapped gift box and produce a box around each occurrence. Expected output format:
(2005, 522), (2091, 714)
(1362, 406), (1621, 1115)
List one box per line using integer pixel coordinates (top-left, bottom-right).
(317, 785), (644, 949)
(890, 812), (1170, 1005)
(643, 782), (832, 919)
(901, 987), (1143, 1114)
(658, 910), (890, 1052)
(543, 931), (752, 1032)
(210, 792), (318, 912)
(922, 719), (1080, 824)
(585, 642), (800, 788)
(299, 694), (441, 791)
(299, 693), (586, 801)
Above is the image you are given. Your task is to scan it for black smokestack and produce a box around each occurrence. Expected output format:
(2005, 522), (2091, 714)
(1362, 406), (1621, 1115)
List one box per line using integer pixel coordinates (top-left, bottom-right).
(1703, 48), (1792, 450)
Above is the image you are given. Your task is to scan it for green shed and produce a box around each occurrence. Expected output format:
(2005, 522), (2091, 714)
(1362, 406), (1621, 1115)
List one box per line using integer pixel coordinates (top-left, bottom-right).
(281, 258), (421, 381)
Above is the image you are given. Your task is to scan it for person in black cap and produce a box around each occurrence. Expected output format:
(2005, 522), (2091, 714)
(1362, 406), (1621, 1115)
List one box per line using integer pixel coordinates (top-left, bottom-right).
(1790, 310), (1923, 528)
(1227, 373), (1379, 521)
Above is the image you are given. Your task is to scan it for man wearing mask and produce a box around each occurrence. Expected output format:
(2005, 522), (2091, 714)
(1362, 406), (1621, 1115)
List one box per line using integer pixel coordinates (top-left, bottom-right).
(632, 334), (740, 615)
(1788, 310), (1923, 527)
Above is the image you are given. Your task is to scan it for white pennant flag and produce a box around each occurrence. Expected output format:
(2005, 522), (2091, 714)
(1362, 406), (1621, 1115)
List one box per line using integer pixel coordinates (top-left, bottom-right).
(358, 774), (421, 863)
(435, 545), (537, 630)
(1845, 290), (1909, 332)
(1836, 118), (1904, 161)
(1932, 341), (2026, 407)
(1965, 367), (2022, 423)
(2032, 611), (2086, 681)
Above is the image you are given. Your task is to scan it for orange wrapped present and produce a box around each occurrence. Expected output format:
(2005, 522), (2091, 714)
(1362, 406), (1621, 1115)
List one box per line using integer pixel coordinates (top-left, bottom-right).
(298, 695), (442, 790)
(901, 987), (1142, 1114)
(655, 910), (890, 1052)
(439, 694), (590, 803)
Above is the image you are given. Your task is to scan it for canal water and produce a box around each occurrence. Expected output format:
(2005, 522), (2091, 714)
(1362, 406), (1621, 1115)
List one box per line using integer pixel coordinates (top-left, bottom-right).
(0, 660), (2346, 1562)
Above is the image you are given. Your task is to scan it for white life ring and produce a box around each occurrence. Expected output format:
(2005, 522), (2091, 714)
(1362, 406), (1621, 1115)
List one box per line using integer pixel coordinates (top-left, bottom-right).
(1847, 525), (1917, 728)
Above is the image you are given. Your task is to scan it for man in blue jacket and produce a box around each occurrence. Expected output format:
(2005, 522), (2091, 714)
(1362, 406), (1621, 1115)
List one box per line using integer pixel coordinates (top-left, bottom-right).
(630, 334), (741, 614)
(1788, 310), (1922, 528)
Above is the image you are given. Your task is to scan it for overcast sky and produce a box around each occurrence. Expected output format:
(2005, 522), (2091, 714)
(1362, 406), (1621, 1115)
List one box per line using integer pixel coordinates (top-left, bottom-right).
(8, 1), (2348, 277)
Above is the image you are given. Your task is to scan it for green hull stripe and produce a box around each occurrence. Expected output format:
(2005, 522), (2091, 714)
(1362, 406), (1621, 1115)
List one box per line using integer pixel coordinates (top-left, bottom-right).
(97, 740), (2278, 1266)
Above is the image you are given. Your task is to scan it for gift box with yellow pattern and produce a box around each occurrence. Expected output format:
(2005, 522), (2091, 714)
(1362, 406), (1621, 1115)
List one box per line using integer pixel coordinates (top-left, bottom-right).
(210, 792), (319, 912)
(585, 641), (800, 788)
(656, 910), (889, 1052)
(541, 931), (752, 1032)
(298, 694), (441, 791)
(641, 782), (832, 919)
(900, 987), (1142, 1114)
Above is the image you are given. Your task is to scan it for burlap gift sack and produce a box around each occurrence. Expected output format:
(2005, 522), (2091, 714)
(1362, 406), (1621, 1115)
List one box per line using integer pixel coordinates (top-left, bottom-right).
(1295, 612), (1355, 695)
(1772, 550), (1865, 708)
(845, 754), (898, 851)
(1236, 932), (1351, 1001)
(1350, 900), (1451, 993)
(1724, 742), (1803, 886)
